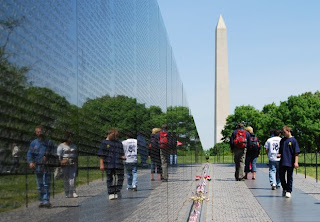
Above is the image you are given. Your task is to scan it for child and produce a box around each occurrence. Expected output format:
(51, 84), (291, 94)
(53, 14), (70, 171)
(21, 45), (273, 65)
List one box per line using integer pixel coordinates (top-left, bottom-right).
(122, 132), (138, 191)
(98, 128), (126, 200)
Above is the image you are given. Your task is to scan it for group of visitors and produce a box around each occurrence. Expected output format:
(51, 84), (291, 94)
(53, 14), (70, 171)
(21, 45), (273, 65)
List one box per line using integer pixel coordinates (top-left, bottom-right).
(230, 123), (300, 198)
(27, 124), (178, 207)
(230, 123), (259, 181)
(98, 124), (177, 200)
(27, 126), (79, 208)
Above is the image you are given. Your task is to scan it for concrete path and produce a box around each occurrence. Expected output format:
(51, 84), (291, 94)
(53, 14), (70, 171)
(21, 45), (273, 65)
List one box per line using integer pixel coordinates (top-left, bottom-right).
(205, 164), (320, 222)
(1, 163), (320, 222)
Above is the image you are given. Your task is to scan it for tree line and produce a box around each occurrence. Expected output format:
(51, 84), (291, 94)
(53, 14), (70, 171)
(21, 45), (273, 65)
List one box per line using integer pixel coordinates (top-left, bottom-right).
(210, 92), (320, 154)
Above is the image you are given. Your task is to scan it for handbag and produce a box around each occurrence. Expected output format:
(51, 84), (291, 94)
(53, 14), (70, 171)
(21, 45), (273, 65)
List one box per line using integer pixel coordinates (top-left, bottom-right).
(54, 167), (63, 180)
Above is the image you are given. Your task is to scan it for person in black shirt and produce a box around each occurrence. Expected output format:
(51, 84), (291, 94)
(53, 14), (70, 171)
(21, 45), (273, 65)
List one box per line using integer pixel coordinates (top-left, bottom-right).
(98, 128), (126, 200)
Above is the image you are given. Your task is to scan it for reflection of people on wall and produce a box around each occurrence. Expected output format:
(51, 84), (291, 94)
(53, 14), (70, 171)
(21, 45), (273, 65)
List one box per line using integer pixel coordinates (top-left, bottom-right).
(149, 128), (162, 181)
(98, 128), (126, 200)
(157, 124), (169, 182)
(122, 132), (138, 191)
(137, 133), (148, 167)
(57, 132), (78, 198)
(27, 125), (54, 208)
(168, 132), (177, 165)
(10, 143), (20, 173)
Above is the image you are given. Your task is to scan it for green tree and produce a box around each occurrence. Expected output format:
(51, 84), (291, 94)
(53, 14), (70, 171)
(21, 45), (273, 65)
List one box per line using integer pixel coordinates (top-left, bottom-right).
(259, 103), (285, 143)
(222, 105), (263, 141)
(279, 92), (320, 152)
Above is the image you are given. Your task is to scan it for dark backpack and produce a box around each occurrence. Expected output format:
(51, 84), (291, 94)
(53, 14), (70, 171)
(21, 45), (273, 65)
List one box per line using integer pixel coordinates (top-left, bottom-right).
(149, 135), (158, 148)
(159, 131), (168, 149)
(249, 136), (259, 149)
(233, 129), (247, 148)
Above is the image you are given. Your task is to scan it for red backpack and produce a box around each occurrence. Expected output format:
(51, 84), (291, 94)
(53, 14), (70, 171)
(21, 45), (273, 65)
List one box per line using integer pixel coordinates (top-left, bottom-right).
(159, 131), (168, 149)
(233, 129), (247, 148)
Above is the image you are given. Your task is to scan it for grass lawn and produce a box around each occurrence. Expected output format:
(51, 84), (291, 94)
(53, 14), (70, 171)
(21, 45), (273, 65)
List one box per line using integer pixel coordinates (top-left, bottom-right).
(0, 169), (102, 213)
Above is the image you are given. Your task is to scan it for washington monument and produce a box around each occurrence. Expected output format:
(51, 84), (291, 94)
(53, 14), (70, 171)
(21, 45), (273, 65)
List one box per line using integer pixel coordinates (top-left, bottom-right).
(215, 15), (229, 144)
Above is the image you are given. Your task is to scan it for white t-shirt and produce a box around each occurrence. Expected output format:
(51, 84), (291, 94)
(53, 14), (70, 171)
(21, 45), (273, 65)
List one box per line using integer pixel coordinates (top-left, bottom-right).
(264, 136), (281, 162)
(122, 139), (138, 163)
(57, 143), (77, 159)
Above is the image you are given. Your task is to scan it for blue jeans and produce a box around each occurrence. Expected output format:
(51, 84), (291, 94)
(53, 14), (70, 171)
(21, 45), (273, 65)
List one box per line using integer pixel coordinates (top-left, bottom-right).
(269, 161), (281, 187)
(245, 156), (257, 172)
(125, 163), (137, 188)
(36, 172), (51, 204)
(280, 165), (294, 193)
(169, 154), (177, 165)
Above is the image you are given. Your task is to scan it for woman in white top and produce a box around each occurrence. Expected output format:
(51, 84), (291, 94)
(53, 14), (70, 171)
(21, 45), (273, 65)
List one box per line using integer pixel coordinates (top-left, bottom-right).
(57, 132), (78, 198)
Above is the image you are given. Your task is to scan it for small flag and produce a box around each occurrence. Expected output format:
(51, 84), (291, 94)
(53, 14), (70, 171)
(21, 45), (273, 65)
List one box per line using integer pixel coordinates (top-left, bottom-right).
(177, 141), (183, 146)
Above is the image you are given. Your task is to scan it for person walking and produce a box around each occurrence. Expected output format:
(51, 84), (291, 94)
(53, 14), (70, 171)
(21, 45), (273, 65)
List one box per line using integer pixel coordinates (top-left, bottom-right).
(157, 124), (169, 182)
(98, 128), (126, 200)
(168, 132), (178, 165)
(278, 125), (300, 198)
(230, 122), (251, 181)
(137, 133), (148, 167)
(10, 143), (20, 173)
(265, 129), (282, 190)
(57, 132), (78, 198)
(122, 132), (138, 191)
(27, 125), (54, 208)
(149, 128), (162, 181)
(244, 126), (260, 180)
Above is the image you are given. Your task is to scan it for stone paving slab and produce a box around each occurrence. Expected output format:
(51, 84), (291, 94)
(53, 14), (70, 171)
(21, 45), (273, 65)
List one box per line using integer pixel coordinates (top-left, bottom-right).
(205, 163), (320, 222)
(204, 164), (272, 222)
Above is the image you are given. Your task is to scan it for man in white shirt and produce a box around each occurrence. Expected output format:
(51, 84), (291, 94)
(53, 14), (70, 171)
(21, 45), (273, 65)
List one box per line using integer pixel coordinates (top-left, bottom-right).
(122, 132), (138, 191)
(265, 129), (282, 190)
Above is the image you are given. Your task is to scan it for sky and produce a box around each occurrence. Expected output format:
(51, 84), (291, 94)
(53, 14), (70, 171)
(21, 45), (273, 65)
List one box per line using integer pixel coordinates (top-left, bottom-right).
(157, 0), (320, 150)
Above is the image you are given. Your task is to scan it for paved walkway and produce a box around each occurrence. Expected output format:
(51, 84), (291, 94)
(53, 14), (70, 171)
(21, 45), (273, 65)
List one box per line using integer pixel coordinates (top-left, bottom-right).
(206, 164), (320, 222)
(1, 163), (320, 222)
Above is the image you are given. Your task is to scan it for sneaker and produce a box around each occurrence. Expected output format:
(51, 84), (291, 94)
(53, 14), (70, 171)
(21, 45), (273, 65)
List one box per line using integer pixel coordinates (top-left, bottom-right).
(282, 190), (286, 196)
(114, 193), (118, 199)
(39, 203), (44, 208)
(272, 184), (276, 190)
(285, 192), (291, 198)
(132, 186), (137, 191)
(43, 203), (52, 208)
(73, 192), (79, 198)
(109, 194), (115, 200)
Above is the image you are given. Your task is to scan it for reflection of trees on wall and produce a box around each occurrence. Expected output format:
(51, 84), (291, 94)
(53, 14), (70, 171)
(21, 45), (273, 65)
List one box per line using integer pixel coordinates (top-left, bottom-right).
(0, 19), (202, 162)
(166, 106), (201, 151)
(220, 93), (320, 152)
(0, 18), (30, 157)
